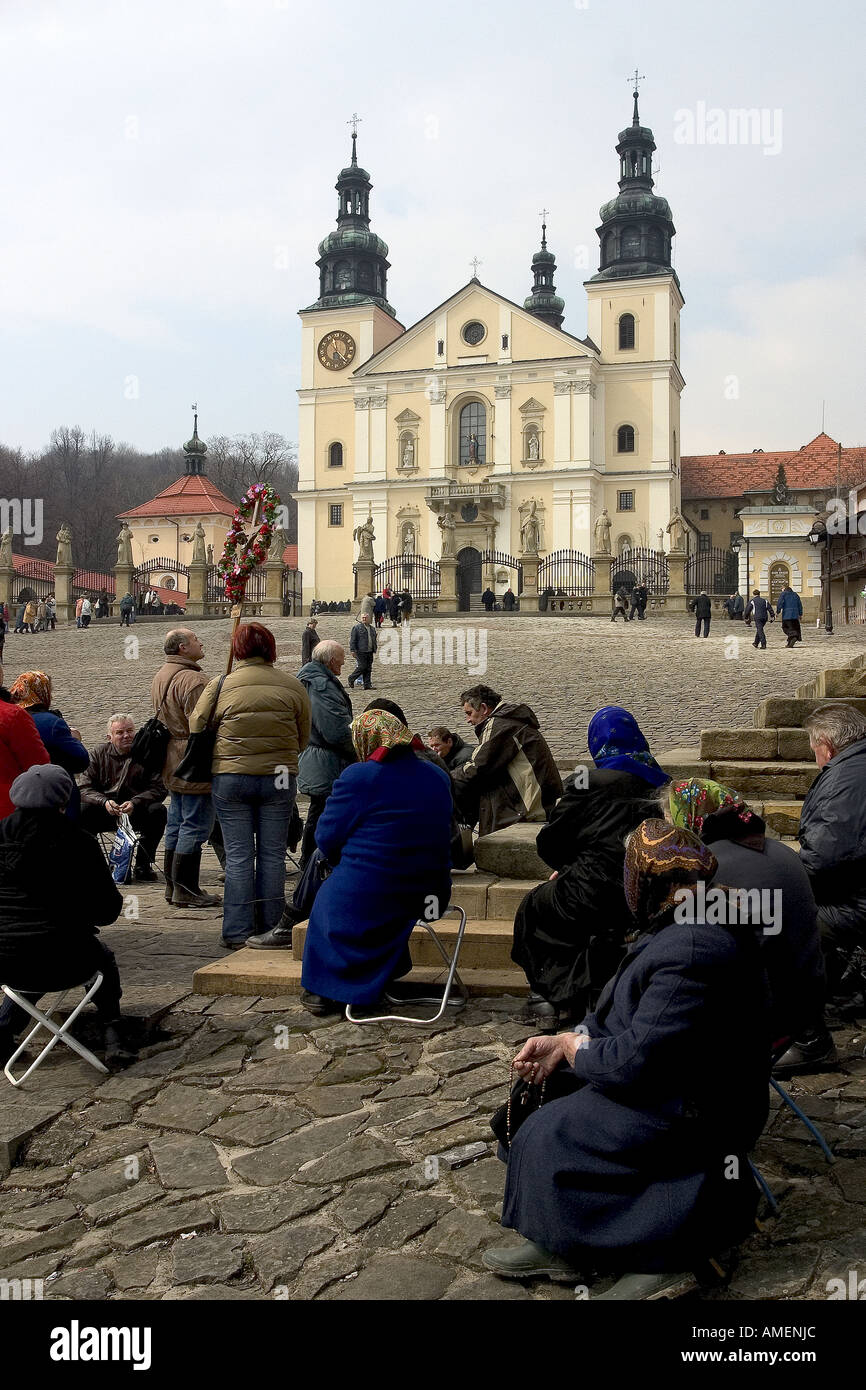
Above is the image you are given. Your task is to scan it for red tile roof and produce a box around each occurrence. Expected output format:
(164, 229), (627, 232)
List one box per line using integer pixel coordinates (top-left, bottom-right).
(682, 434), (866, 501)
(117, 473), (237, 519)
(281, 543), (298, 569)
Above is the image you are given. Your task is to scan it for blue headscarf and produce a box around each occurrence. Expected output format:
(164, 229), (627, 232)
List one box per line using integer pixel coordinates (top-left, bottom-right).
(587, 705), (670, 789)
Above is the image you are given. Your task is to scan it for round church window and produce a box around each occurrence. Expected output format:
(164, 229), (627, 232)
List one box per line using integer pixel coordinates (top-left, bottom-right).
(462, 321), (486, 346)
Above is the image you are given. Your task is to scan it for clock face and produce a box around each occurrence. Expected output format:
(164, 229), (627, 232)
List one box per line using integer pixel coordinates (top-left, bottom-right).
(318, 331), (356, 371)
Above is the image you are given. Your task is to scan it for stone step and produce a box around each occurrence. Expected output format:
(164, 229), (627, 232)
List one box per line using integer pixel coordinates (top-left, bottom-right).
(796, 666), (866, 699)
(473, 823), (549, 880)
(648, 749), (818, 800)
(754, 696), (866, 729)
(762, 801), (803, 836)
(292, 917), (517, 971)
(699, 728), (812, 761)
(448, 871), (497, 918)
(192, 952), (529, 999)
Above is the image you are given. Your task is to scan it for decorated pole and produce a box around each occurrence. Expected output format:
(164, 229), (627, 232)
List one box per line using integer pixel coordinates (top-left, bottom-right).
(218, 482), (281, 674)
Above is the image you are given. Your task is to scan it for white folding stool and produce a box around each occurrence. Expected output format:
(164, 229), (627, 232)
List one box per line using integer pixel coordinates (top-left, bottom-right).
(2, 973), (109, 1087)
(345, 905), (468, 1026)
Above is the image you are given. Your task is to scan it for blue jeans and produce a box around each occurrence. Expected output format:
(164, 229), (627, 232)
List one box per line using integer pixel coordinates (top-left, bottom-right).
(212, 773), (297, 943)
(165, 792), (214, 855)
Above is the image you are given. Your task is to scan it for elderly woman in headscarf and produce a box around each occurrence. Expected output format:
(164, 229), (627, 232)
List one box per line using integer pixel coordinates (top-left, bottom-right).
(484, 820), (770, 1299)
(299, 709), (454, 1016)
(669, 777), (828, 1077)
(512, 705), (669, 1026)
(9, 671), (89, 818)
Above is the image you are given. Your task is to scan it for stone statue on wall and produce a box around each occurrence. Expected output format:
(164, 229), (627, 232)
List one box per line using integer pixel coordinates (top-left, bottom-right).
(191, 521), (207, 565)
(56, 522), (73, 568)
(207, 543), (214, 565)
(521, 500), (541, 556)
(657, 528), (665, 550)
(666, 509), (688, 552)
(438, 510), (456, 558)
(527, 431), (540, 460)
(353, 513), (375, 563)
(468, 433), (478, 463)
(401, 523), (416, 555)
(0, 526), (13, 570)
(401, 437), (415, 470)
(116, 523), (133, 568)
(593, 509), (612, 555)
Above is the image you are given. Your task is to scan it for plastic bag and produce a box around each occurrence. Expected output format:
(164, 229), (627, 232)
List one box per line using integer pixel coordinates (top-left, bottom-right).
(108, 814), (137, 885)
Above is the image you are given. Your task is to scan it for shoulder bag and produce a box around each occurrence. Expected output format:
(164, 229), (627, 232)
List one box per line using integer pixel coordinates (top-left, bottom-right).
(174, 675), (227, 785)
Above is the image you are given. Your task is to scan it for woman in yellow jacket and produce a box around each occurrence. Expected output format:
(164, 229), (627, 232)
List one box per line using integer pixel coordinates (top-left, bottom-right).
(190, 623), (311, 948)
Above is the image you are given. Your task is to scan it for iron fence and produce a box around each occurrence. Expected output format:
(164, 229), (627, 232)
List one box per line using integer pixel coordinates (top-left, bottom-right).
(685, 547), (738, 596)
(614, 547), (670, 594)
(373, 554), (441, 598)
(537, 549), (595, 596)
(282, 569), (303, 616)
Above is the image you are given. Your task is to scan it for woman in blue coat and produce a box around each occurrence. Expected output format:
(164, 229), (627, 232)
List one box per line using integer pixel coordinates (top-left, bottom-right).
(9, 671), (89, 819)
(484, 820), (770, 1299)
(300, 709), (453, 1015)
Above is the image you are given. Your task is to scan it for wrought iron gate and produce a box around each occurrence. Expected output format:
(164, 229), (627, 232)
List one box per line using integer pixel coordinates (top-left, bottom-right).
(537, 549), (594, 596)
(685, 547), (738, 595)
(373, 554), (441, 599)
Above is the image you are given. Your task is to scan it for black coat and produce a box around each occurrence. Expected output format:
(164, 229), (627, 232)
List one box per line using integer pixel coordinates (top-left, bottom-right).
(501, 921), (770, 1272)
(689, 594), (712, 618)
(511, 769), (662, 1014)
(798, 738), (866, 936)
(0, 809), (123, 989)
(301, 626), (320, 665)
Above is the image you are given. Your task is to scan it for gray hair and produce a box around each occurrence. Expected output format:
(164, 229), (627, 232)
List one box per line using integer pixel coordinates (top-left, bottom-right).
(312, 639), (345, 664)
(107, 712), (135, 733)
(164, 628), (193, 654)
(803, 703), (866, 754)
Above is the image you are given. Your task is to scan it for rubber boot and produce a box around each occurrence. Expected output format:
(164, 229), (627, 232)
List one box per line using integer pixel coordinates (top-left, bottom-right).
(102, 1019), (138, 1069)
(171, 849), (222, 907)
(163, 848), (176, 903)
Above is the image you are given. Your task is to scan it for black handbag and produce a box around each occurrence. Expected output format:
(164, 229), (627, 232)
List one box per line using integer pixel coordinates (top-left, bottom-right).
(174, 675), (227, 785)
(291, 847), (331, 919)
(130, 671), (182, 775)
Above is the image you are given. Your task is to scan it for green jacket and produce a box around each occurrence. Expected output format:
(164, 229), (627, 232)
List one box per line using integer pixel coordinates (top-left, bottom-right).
(190, 658), (311, 778)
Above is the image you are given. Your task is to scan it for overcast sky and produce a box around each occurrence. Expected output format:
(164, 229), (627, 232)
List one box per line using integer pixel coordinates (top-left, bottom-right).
(1, 0), (863, 457)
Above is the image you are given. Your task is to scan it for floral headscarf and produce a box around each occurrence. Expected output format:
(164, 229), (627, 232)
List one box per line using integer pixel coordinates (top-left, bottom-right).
(624, 818), (717, 929)
(670, 777), (765, 847)
(10, 671), (52, 710)
(587, 705), (669, 789)
(351, 709), (415, 763)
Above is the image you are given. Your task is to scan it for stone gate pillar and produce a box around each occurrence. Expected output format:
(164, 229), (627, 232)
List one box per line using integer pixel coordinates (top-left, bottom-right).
(353, 559), (375, 613)
(261, 558), (284, 619)
(54, 566), (76, 624)
(520, 555), (540, 602)
(114, 563), (135, 620)
(593, 553), (613, 606)
(186, 561), (206, 619)
(666, 551), (688, 613)
(0, 563), (15, 616)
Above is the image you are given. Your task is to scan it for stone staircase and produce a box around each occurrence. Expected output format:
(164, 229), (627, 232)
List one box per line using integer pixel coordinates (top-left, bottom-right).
(192, 822), (548, 1000)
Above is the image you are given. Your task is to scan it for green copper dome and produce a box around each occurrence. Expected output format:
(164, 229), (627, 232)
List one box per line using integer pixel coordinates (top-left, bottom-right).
(589, 90), (677, 284)
(318, 227), (390, 258)
(524, 221), (565, 329)
(308, 132), (396, 318)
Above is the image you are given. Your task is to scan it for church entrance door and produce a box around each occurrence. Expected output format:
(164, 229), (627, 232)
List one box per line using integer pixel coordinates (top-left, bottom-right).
(457, 547), (482, 612)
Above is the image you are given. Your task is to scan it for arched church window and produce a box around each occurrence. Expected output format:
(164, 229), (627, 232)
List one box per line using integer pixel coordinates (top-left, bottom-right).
(617, 424), (635, 453)
(622, 227), (640, 259)
(459, 401), (486, 467)
(344, 195), (352, 214)
(328, 442), (344, 468)
(359, 262), (372, 288)
(334, 262), (351, 290)
(618, 313), (635, 350)
(355, 194), (362, 214)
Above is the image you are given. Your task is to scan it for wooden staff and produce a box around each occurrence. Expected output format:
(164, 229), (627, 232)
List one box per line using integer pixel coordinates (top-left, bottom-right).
(225, 496), (262, 675)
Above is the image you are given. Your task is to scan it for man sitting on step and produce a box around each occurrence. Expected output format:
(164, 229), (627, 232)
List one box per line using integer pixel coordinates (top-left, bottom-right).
(450, 684), (563, 838)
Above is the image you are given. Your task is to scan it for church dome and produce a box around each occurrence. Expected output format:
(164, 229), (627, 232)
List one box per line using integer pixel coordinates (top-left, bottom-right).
(318, 226), (390, 258)
(589, 88), (678, 284)
(307, 130), (397, 318)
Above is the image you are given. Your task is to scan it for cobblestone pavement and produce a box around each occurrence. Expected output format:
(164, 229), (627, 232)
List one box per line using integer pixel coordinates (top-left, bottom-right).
(1, 612), (863, 760)
(0, 616), (864, 1301)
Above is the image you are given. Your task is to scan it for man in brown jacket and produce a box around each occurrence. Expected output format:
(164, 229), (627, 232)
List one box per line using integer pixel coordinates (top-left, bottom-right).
(150, 629), (221, 908)
(79, 714), (167, 881)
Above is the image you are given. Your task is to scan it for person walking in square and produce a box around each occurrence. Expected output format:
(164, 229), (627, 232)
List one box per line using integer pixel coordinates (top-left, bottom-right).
(628, 583), (648, 621)
(776, 583), (803, 648)
(744, 589), (774, 649)
(688, 591), (711, 638)
(347, 611), (377, 691)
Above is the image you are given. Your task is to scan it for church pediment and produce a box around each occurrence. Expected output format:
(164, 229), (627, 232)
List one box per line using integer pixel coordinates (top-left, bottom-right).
(394, 407), (421, 424)
(519, 397), (546, 415)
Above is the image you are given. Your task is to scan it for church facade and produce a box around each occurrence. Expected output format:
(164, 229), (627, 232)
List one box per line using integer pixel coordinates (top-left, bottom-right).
(297, 96), (684, 605)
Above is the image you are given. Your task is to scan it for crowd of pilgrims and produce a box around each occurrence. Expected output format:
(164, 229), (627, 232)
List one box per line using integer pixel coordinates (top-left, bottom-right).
(0, 617), (864, 1300)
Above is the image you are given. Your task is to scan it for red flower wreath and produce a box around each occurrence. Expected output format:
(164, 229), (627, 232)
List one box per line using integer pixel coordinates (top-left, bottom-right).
(219, 482), (281, 603)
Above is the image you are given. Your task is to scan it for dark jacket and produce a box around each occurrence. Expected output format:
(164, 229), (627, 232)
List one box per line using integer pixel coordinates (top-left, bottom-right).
(400, 591), (413, 617)
(301, 626), (321, 665)
(442, 732), (474, 771)
(481, 589), (495, 611)
(373, 596), (386, 619)
(503, 590), (516, 611)
(710, 837), (824, 1041)
(28, 707), (89, 819)
(798, 737), (866, 935)
(451, 701), (563, 837)
(349, 621), (378, 657)
(501, 921), (769, 1272)
(512, 769), (663, 1014)
(689, 594), (712, 618)
(79, 743), (166, 812)
(631, 584), (648, 610)
(0, 809), (123, 989)
(296, 659), (357, 797)
(776, 588), (803, 620)
(744, 595), (773, 624)
(151, 656), (212, 795)
(301, 750), (453, 1005)
(725, 593), (745, 618)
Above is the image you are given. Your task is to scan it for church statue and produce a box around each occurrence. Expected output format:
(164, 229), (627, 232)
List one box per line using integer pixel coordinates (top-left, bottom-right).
(437, 510), (456, 558)
(657, 528), (665, 550)
(56, 522), (73, 569)
(191, 521), (207, 565)
(521, 500), (541, 556)
(207, 543), (214, 566)
(527, 432), (540, 460)
(666, 510), (687, 553)
(0, 526), (13, 570)
(353, 513), (375, 563)
(467, 433), (478, 463)
(116, 523), (133, 568)
(402, 524), (416, 555)
(593, 509), (612, 555)
(401, 437), (415, 470)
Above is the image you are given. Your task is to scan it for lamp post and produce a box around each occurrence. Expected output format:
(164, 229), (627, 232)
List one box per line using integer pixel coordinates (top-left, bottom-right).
(730, 533), (749, 594)
(808, 520), (833, 633)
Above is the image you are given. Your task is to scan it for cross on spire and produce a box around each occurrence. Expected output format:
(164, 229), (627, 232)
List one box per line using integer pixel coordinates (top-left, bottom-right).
(629, 69), (645, 124)
(539, 208), (549, 249)
(469, 256), (482, 279)
(347, 112), (362, 163)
